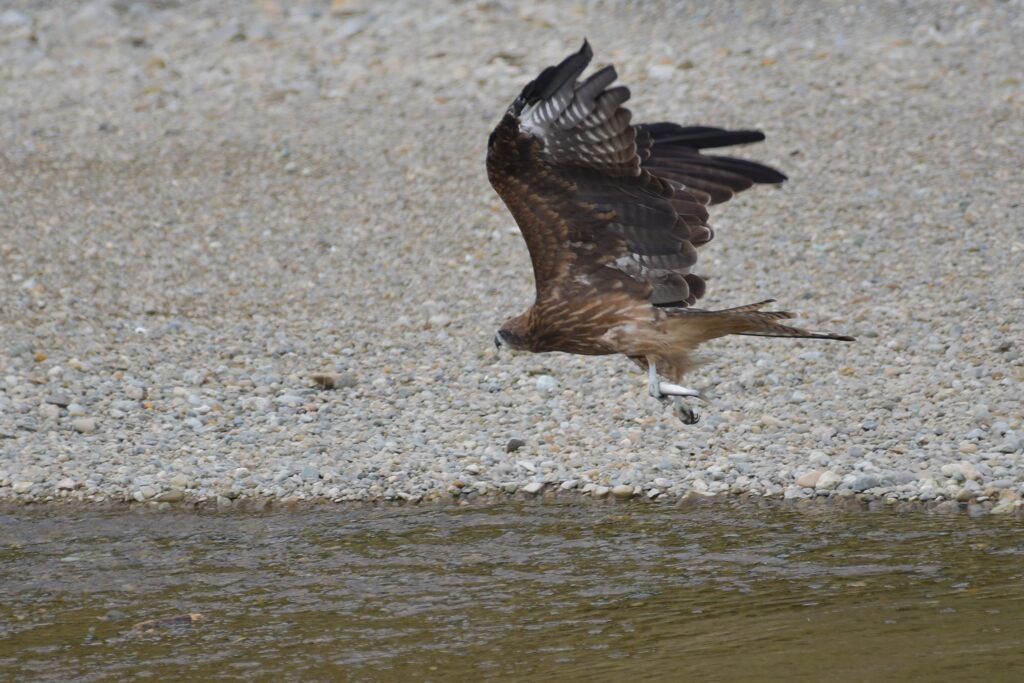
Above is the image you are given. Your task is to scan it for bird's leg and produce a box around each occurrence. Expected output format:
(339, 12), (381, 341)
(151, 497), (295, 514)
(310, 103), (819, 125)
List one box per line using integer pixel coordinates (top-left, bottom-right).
(648, 362), (662, 398)
(647, 361), (701, 425)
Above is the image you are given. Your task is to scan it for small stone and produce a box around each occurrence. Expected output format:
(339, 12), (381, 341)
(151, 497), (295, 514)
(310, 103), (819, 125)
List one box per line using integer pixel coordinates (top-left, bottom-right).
(535, 375), (558, 392)
(592, 485), (610, 498)
(941, 463), (965, 481)
(12, 481), (34, 494)
(170, 474), (189, 488)
(807, 450), (830, 465)
(796, 470), (823, 488)
(125, 385), (146, 400)
(9, 341), (33, 356)
(72, 418), (97, 434)
(990, 499), (1015, 515)
(56, 478), (75, 490)
(611, 484), (635, 499)
(428, 313), (451, 328)
(311, 372), (356, 389)
(815, 471), (839, 491)
(959, 462), (981, 481)
(516, 460), (536, 473)
(522, 482), (543, 494)
(559, 479), (578, 490)
(0, 11), (29, 29)
(998, 439), (1021, 454)
(648, 63), (676, 79)
(505, 438), (526, 453)
(156, 489), (185, 503)
(38, 403), (60, 419)
(851, 474), (880, 492)
(67, 403), (87, 417)
(784, 485), (806, 499)
(955, 487), (975, 502)
(44, 394), (71, 407)
(34, 351), (47, 362)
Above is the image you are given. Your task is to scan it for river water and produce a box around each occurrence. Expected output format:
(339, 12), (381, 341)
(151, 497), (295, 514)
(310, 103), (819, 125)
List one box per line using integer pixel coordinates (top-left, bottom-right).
(1, 499), (1022, 681)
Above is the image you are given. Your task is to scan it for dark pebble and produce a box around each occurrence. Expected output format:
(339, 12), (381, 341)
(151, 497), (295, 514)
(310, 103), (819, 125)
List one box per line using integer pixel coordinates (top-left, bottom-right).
(505, 438), (526, 453)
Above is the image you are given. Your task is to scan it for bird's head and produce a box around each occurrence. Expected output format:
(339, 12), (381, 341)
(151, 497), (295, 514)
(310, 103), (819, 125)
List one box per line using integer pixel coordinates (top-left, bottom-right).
(495, 311), (532, 352)
(493, 327), (528, 352)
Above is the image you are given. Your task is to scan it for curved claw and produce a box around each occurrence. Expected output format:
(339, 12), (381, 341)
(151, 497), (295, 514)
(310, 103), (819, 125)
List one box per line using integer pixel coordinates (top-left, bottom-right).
(673, 400), (700, 425)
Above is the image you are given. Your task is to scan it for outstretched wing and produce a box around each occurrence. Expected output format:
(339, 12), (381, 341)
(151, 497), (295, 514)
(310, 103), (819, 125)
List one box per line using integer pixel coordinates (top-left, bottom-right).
(485, 41), (786, 307)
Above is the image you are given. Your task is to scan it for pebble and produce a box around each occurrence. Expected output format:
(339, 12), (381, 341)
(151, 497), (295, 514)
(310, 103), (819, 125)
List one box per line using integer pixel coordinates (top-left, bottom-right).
(851, 474), (880, 492)
(535, 375), (558, 392)
(796, 470), (823, 488)
(522, 482), (543, 494)
(815, 471), (842, 490)
(611, 484), (635, 499)
(505, 438), (526, 453)
(71, 418), (97, 434)
(156, 490), (185, 503)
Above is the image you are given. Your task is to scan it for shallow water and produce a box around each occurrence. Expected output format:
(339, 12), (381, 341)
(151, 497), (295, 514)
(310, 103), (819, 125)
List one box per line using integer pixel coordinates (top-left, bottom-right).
(1, 500), (1022, 681)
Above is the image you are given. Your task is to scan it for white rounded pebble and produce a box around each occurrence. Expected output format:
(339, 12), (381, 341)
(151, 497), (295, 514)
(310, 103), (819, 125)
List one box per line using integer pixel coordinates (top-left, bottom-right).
(535, 375), (558, 393)
(815, 471), (842, 490)
(71, 418), (97, 434)
(611, 484), (635, 498)
(796, 470), (823, 488)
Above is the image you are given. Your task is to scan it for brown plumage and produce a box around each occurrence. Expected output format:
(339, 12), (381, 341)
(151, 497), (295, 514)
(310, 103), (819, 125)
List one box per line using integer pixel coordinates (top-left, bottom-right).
(487, 42), (852, 413)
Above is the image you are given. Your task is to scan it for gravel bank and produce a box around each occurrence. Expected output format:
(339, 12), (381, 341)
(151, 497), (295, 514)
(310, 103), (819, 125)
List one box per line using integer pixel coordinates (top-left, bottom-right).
(1, 1), (1022, 513)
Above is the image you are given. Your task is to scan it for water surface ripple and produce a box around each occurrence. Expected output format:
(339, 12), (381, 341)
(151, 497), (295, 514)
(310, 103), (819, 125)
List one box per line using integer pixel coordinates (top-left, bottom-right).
(1, 501), (1022, 681)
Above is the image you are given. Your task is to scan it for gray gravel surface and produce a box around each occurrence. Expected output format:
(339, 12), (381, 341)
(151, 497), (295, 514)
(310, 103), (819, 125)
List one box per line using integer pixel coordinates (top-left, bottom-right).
(1, 0), (1022, 512)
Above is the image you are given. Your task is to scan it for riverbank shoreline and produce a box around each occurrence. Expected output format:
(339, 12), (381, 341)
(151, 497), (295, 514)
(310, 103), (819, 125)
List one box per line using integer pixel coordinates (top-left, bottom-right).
(3, 485), (1021, 518)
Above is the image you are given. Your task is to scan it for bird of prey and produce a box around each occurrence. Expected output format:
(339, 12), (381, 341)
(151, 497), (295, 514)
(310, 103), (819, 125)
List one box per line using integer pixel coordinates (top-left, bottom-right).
(486, 42), (852, 423)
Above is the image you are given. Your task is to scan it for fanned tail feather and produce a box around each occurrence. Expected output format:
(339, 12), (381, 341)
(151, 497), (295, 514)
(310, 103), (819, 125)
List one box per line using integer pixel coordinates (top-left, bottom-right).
(667, 301), (855, 342)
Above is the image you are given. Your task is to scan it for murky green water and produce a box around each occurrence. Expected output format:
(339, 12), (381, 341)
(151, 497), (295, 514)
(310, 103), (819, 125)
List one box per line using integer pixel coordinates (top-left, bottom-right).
(1, 500), (1022, 681)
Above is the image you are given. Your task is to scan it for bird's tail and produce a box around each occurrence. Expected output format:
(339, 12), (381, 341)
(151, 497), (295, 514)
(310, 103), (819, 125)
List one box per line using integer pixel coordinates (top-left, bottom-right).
(667, 299), (855, 342)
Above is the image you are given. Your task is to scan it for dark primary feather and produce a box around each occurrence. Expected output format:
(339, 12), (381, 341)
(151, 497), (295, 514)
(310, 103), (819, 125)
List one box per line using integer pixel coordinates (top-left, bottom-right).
(486, 41), (787, 309)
